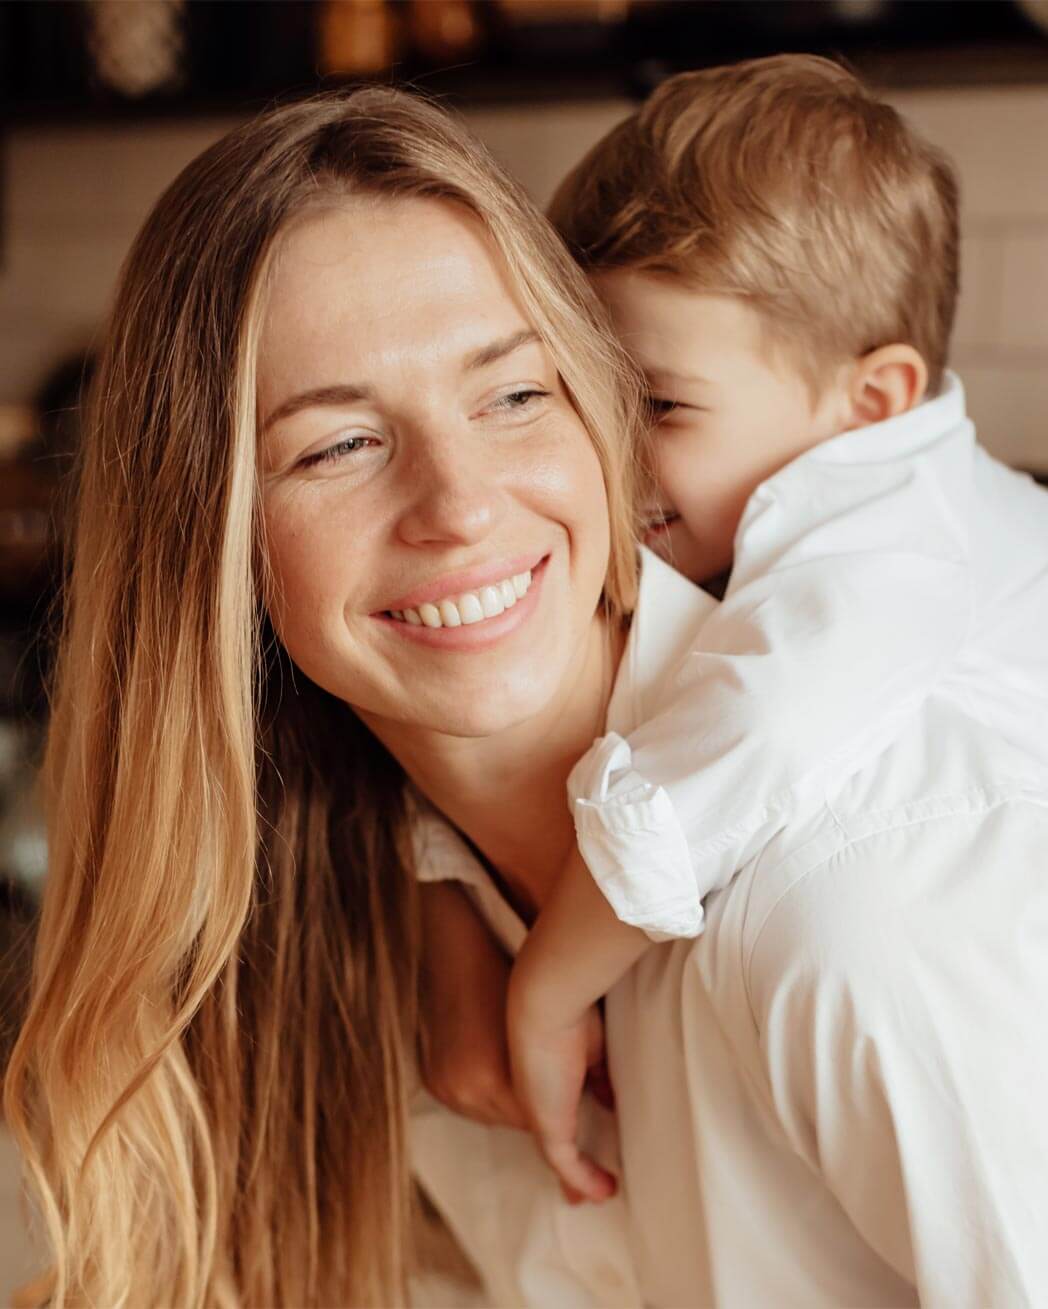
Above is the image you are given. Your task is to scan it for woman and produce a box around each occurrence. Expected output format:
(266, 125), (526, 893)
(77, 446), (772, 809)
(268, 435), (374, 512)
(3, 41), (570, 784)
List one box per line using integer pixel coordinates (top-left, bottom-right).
(10, 83), (1048, 1309)
(4, 89), (644, 1307)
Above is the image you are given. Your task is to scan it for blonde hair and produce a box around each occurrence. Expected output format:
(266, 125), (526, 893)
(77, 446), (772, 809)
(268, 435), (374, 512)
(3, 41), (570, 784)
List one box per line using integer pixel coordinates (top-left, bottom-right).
(4, 88), (641, 1308)
(550, 54), (960, 390)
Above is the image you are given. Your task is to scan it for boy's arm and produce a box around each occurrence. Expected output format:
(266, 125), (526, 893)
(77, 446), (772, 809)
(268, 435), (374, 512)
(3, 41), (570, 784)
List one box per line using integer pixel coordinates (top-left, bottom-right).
(572, 417), (975, 941)
(512, 845), (649, 1020)
(418, 879), (527, 1130)
(507, 845), (647, 1202)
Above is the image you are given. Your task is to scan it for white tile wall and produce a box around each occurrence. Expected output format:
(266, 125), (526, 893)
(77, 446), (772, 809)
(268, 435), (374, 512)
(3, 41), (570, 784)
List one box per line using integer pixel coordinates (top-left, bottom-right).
(890, 86), (1048, 222)
(999, 230), (1048, 354)
(1, 88), (1046, 470)
(953, 232), (1003, 350)
(1, 117), (238, 408)
(887, 87), (1048, 467)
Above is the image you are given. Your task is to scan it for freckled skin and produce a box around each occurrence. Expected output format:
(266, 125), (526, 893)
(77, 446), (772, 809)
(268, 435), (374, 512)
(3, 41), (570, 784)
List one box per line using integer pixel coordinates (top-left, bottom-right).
(258, 197), (611, 741)
(593, 271), (849, 586)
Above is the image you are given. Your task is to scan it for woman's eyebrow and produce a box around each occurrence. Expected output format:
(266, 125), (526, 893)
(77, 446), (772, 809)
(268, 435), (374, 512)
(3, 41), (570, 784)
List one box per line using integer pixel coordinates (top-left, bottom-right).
(262, 330), (542, 434)
(463, 329), (542, 371)
(261, 382), (374, 434)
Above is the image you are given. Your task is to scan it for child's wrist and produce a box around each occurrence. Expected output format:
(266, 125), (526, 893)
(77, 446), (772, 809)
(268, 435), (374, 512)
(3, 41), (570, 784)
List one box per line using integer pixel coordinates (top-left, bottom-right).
(507, 948), (545, 1020)
(509, 948), (587, 1034)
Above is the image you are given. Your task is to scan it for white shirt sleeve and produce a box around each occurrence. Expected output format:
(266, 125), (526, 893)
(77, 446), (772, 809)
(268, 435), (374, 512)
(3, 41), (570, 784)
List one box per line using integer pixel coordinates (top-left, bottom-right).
(568, 410), (975, 940)
(747, 793), (1048, 1309)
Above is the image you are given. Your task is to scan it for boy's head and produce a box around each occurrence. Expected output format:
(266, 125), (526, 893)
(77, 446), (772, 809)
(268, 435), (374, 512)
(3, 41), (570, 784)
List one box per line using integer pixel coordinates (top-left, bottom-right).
(550, 55), (960, 584)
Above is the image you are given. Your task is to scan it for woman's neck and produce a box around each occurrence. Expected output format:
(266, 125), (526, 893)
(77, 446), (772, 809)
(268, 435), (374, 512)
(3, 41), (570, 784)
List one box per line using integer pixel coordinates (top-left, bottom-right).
(368, 614), (624, 917)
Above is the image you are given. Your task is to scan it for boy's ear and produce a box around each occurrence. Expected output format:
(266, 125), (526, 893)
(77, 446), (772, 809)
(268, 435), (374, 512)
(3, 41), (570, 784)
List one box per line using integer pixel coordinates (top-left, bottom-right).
(845, 344), (929, 427)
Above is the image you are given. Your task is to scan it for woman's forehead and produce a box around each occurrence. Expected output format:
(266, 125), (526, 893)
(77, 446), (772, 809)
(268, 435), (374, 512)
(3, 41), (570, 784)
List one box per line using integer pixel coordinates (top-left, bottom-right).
(263, 196), (521, 330)
(257, 195), (540, 405)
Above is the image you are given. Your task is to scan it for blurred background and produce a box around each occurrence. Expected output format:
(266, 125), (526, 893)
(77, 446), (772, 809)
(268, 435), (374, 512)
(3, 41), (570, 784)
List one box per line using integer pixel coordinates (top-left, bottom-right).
(2, 0), (1048, 1292)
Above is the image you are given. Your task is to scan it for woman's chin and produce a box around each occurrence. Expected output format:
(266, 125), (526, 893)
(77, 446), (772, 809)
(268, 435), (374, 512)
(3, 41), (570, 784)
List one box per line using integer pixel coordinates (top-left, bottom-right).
(392, 672), (562, 740)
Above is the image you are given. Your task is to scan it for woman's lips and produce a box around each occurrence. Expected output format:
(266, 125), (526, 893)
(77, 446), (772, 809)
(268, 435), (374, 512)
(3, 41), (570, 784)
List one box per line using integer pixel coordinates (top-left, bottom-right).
(379, 551), (545, 614)
(375, 555), (549, 651)
(388, 567), (534, 629)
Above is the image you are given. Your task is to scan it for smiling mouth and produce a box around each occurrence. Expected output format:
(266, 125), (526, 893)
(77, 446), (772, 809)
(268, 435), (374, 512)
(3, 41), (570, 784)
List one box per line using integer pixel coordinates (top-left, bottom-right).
(386, 568), (534, 630)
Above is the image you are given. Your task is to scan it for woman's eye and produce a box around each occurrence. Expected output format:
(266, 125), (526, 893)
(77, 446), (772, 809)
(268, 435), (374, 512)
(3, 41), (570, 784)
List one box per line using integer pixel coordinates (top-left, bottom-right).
(488, 388), (550, 414)
(298, 435), (375, 469)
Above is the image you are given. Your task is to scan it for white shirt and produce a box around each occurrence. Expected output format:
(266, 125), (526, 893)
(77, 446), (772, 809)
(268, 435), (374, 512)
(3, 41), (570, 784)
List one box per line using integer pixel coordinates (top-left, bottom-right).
(411, 379), (1048, 1307)
(569, 374), (987, 941)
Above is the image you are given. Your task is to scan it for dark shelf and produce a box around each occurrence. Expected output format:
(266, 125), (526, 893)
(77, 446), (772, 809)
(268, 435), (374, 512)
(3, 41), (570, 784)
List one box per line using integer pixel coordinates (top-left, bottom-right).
(7, 1), (1048, 128)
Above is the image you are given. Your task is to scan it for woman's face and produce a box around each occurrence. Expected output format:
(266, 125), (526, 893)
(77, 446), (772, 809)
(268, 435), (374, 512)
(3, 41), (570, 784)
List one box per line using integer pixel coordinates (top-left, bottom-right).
(258, 196), (611, 739)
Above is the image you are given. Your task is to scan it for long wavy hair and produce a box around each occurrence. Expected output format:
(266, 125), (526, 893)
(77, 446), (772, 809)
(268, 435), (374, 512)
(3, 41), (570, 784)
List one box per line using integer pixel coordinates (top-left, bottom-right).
(3, 88), (643, 1307)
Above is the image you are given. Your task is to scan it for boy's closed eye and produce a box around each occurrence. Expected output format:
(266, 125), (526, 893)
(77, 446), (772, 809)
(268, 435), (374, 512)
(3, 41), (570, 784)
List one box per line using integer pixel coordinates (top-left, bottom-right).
(645, 396), (679, 422)
(645, 396), (709, 424)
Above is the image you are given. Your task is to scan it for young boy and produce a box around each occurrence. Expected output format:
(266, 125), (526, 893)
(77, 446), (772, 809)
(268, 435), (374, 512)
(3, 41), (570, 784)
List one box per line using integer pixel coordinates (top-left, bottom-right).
(417, 54), (1048, 1207)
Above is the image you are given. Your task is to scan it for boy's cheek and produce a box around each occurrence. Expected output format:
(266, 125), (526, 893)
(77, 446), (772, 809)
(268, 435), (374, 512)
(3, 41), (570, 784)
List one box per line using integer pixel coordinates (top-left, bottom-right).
(655, 429), (734, 513)
(652, 434), (701, 503)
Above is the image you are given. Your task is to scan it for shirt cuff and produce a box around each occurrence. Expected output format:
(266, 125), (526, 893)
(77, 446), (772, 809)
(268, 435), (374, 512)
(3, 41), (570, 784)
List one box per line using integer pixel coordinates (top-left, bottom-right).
(567, 733), (703, 942)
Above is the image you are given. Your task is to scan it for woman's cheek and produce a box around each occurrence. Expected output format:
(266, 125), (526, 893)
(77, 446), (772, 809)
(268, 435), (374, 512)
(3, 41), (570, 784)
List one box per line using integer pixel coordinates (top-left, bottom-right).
(514, 418), (606, 516)
(261, 490), (345, 651)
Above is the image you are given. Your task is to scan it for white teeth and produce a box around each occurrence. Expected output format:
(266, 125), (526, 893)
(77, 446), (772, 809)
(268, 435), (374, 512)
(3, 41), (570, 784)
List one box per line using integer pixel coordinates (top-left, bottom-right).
(388, 568), (534, 629)
(438, 599), (462, 628)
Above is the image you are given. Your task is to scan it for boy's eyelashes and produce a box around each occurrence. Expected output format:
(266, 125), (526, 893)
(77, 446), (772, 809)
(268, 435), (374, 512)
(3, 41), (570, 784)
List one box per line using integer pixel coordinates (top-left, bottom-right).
(645, 396), (679, 419)
(644, 396), (709, 422)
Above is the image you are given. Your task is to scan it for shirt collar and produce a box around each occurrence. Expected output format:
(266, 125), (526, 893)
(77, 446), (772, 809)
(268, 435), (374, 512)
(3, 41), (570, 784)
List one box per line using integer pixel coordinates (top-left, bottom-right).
(606, 546), (719, 738)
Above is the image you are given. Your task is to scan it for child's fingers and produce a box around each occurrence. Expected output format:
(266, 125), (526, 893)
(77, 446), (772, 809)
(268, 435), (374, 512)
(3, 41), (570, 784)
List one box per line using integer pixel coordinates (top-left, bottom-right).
(542, 1138), (618, 1204)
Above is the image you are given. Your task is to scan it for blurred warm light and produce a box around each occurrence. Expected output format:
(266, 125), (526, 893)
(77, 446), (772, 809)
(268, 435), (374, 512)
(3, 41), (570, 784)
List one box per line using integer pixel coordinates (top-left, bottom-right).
(85, 0), (186, 97)
(497, 0), (630, 23)
(0, 409), (35, 463)
(319, 0), (401, 76)
(1017, 0), (1048, 35)
(410, 0), (482, 60)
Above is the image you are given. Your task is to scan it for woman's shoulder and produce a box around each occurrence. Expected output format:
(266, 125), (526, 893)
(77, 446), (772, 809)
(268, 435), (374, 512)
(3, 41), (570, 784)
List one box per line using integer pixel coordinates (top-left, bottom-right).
(407, 789), (485, 888)
(407, 789), (528, 955)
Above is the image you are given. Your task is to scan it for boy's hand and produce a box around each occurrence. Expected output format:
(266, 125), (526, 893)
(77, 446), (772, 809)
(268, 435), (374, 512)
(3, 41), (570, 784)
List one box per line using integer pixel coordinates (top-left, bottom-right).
(506, 975), (618, 1205)
(418, 882), (528, 1131)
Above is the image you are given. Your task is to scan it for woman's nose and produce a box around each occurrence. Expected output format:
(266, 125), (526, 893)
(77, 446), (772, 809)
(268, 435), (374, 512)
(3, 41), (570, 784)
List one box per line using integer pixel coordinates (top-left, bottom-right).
(395, 434), (505, 548)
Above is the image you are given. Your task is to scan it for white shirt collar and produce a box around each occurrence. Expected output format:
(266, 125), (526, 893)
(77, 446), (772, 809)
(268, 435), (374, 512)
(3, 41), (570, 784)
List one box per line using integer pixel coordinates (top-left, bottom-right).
(606, 548), (718, 737)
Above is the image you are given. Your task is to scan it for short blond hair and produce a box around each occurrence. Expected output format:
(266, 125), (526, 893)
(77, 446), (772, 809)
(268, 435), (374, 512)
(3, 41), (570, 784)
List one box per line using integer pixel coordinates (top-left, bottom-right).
(550, 54), (959, 391)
